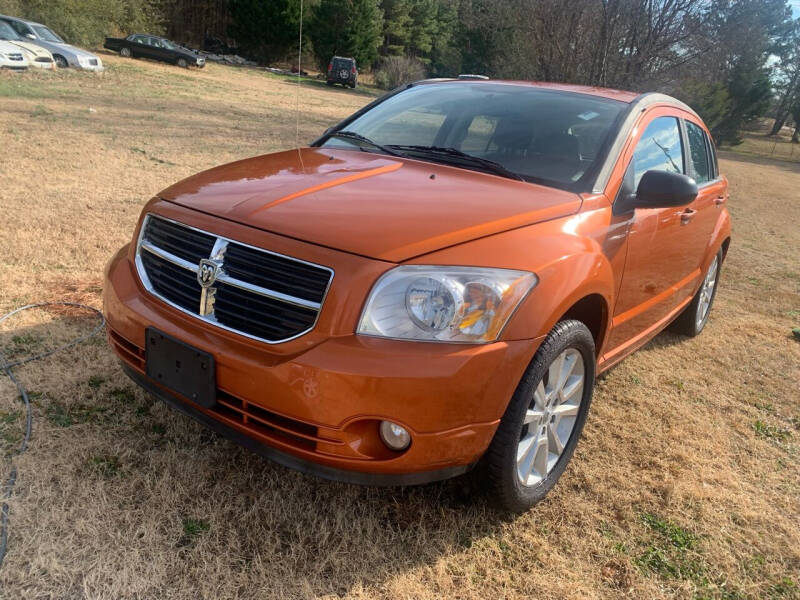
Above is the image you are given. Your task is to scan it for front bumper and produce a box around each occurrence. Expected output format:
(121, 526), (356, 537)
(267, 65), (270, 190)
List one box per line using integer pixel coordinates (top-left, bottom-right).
(103, 208), (538, 483)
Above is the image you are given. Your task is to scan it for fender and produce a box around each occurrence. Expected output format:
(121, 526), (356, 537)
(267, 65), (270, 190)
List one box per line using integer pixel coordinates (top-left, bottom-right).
(408, 214), (618, 350)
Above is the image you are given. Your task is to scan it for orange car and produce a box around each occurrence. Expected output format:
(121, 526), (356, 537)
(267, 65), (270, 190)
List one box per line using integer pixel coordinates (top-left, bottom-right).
(103, 80), (730, 512)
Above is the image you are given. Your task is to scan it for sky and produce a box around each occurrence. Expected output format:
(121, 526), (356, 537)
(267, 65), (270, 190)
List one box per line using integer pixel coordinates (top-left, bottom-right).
(791, 0), (800, 18)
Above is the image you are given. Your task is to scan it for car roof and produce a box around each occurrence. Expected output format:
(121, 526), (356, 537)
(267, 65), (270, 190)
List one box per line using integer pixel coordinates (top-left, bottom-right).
(417, 79), (640, 103)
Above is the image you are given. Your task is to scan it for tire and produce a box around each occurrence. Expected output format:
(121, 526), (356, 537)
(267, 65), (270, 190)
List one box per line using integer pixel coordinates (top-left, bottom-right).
(120, 47), (131, 58)
(53, 55), (68, 69)
(484, 320), (596, 513)
(177, 58), (188, 68)
(669, 247), (723, 337)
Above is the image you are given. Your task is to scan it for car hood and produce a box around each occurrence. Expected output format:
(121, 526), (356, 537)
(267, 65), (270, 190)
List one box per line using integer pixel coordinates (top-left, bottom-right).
(2, 39), (50, 57)
(159, 148), (582, 262)
(38, 41), (96, 59)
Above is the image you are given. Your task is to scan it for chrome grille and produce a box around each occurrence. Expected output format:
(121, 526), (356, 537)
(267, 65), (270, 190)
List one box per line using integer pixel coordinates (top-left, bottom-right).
(135, 214), (333, 343)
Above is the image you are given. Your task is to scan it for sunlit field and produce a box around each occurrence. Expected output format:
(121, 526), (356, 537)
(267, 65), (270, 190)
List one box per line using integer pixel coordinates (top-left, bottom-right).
(1, 54), (798, 599)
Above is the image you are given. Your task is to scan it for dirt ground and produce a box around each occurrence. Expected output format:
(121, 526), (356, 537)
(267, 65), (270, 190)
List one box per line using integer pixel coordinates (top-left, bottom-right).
(0, 54), (798, 600)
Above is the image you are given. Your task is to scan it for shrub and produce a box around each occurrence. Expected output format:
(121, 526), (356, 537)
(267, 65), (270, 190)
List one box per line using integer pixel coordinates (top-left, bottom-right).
(374, 55), (426, 90)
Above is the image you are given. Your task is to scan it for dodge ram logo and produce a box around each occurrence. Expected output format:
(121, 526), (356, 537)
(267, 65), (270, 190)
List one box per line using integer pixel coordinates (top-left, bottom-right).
(197, 259), (220, 288)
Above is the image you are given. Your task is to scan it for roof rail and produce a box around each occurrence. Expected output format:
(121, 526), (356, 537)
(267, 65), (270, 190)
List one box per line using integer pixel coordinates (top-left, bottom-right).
(458, 74), (489, 80)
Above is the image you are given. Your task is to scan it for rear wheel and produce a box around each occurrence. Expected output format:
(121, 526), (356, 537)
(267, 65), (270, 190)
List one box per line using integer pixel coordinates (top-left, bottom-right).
(484, 320), (595, 513)
(120, 47), (131, 58)
(53, 55), (68, 68)
(669, 248), (723, 337)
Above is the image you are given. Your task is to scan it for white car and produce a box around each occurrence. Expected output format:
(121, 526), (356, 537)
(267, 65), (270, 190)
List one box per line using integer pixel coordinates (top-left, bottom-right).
(0, 19), (55, 69)
(0, 39), (28, 70)
(0, 15), (103, 71)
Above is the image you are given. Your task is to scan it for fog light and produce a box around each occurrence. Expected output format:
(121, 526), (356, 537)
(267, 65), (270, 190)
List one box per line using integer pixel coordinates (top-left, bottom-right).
(379, 420), (411, 451)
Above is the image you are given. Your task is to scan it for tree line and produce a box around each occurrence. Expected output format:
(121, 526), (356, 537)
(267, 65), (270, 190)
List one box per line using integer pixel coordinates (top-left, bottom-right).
(2, 0), (799, 144)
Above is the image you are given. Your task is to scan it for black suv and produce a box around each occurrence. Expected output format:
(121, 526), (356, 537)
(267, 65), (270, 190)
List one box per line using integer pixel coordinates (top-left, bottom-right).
(326, 56), (357, 88)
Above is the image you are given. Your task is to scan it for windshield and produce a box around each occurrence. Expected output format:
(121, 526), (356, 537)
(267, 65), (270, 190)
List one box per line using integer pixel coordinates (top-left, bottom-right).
(320, 83), (626, 190)
(0, 21), (20, 40)
(33, 25), (64, 43)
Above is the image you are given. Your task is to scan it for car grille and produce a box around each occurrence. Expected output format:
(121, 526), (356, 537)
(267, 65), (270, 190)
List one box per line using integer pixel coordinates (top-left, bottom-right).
(135, 214), (333, 343)
(8, 53), (23, 61)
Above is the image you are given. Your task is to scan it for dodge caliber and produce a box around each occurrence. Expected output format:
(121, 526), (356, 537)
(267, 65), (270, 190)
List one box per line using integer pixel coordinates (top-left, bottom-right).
(104, 80), (730, 512)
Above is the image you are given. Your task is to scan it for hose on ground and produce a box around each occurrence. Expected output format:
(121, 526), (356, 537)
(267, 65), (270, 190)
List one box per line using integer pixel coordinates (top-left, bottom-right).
(0, 303), (105, 569)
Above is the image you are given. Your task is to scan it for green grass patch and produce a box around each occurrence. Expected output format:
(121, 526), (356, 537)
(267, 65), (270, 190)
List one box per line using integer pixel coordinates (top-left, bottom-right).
(45, 402), (109, 427)
(179, 517), (210, 546)
(88, 455), (121, 478)
(753, 420), (792, 442)
(88, 375), (106, 389)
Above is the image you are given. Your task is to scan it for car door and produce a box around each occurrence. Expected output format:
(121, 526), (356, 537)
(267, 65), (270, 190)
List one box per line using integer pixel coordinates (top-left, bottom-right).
(682, 118), (726, 271)
(129, 35), (147, 58)
(605, 111), (709, 353)
(150, 38), (171, 64)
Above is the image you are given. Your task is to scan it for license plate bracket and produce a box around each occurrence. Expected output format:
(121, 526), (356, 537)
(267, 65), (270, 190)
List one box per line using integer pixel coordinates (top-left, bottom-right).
(145, 328), (216, 408)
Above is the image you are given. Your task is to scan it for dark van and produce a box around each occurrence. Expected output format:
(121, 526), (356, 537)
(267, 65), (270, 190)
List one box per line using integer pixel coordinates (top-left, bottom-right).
(327, 56), (357, 88)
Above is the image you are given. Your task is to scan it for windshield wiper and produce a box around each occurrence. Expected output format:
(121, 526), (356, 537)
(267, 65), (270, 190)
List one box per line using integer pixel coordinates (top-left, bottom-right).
(328, 131), (408, 158)
(387, 145), (525, 182)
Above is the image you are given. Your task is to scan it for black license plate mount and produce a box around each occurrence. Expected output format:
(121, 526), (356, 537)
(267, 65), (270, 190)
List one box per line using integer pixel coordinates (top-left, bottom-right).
(145, 328), (216, 408)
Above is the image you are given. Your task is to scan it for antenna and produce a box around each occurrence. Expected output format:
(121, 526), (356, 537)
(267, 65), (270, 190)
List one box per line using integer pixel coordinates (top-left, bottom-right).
(295, 0), (304, 154)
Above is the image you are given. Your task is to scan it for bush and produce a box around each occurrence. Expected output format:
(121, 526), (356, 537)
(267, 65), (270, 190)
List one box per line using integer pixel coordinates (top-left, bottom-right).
(374, 55), (426, 90)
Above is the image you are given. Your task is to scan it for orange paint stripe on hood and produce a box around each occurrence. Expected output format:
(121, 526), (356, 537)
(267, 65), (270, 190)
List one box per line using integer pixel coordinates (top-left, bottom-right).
(257, 162), (403, 211)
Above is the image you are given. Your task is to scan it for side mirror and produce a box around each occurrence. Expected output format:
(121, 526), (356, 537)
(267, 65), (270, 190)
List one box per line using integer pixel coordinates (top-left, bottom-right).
(629, 170), (698, 209)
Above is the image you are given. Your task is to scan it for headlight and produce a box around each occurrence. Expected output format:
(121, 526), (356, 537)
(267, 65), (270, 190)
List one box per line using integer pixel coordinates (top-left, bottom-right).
(357, 266), (537, 343)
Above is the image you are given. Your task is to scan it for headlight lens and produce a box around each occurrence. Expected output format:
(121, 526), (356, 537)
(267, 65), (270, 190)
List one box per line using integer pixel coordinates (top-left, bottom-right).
(357, 266), (537, 343)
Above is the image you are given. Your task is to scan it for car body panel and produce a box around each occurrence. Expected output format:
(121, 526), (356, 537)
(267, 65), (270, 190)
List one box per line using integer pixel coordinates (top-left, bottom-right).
(103, 81), (731, 484)
(0, 38), (28, 69)
(0, 35), (54, 69)
(160, 147), (583, 262)
(0, 14), (103, 71)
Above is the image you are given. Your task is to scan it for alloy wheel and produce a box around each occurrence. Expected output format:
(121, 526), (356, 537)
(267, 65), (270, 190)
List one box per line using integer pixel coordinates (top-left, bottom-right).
(696, 255), (719, 328)
(516, 348), (585, 487)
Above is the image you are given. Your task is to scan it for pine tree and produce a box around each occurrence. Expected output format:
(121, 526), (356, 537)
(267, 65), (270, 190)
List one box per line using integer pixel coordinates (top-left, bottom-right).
(309, 0), (383, 70)
(381, 0), (412, 56)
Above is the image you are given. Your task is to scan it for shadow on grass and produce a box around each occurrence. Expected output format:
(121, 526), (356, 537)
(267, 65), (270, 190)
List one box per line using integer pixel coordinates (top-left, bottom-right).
(1, 315), (510, 597)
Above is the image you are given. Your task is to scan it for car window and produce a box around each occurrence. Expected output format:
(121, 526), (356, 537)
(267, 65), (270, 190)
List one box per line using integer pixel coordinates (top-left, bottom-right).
(461, 115), (500, 153)
(322, 83), (625, 190)
(707, 134), (719, 179)
(685, 120), (711, 184)
(5, 19), (29, 37)
(632, 116), (684, 187)
(131, 35), (144, 44)
(0, 21), (20, 40)
(32, 25), (63, 43)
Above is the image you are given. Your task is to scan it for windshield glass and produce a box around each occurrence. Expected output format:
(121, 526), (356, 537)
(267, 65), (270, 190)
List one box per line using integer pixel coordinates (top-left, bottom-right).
(321, 83), (626, 190)
(33, 25), (64, 43)
(0, 21), (20, 40)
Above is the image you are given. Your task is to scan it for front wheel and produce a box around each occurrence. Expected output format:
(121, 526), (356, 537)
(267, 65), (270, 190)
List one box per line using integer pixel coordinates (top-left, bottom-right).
(120, 47), (131, 58)
(53, 54), (68, 68)
(177, 58), (188, 68)
(484, 320), (595, 513)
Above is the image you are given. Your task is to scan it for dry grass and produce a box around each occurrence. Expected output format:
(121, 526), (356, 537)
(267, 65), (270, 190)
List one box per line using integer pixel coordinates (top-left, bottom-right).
(1, 55), (798, 599)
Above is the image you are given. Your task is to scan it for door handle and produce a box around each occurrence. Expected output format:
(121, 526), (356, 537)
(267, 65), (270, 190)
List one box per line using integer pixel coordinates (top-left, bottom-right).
(714, 196), (726, 206)
(680, 208), (697, 225)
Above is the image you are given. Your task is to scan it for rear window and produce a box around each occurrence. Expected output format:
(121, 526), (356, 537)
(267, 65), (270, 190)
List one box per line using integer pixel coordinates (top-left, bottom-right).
(333, 58), (354, 69)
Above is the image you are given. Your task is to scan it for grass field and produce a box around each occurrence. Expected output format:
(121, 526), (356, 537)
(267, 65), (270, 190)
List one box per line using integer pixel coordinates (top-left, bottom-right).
(0, 54), (798, 600)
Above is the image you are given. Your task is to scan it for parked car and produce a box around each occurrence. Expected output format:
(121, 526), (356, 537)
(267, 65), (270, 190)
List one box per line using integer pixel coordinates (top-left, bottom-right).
(0, 20), (55, 69)
(0, 15), (103, 71)
(0, 38), (28, 70)
(327, 56), (357, 88)
(104, 34), (206, 68)
(104, 80), (730, 513)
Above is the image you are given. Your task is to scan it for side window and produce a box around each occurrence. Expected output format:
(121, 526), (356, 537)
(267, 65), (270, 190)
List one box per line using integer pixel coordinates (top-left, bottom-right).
(685, 120), (711, 184)
(131, 35), (143, 44)
(8, 20), (29, 37)
(632, 116), (684, 188)
(706, 135), (719, 179)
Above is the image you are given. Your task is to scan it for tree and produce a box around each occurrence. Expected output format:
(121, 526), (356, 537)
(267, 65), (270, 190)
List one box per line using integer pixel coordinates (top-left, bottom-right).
(380, 0), (412, 56)
(228, 0), (301, 62)
(308, 0), (383, 70)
